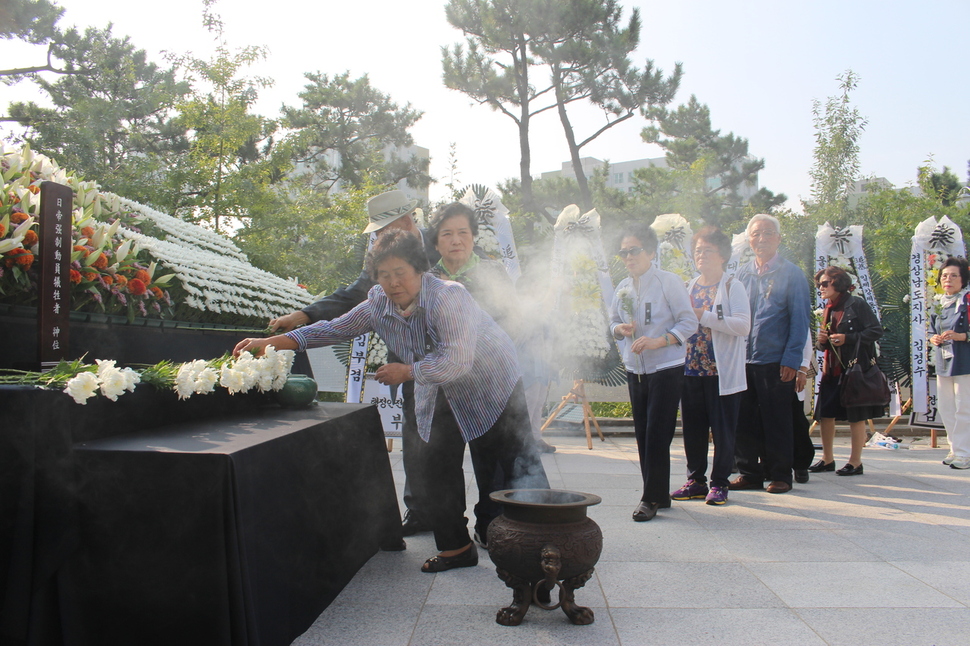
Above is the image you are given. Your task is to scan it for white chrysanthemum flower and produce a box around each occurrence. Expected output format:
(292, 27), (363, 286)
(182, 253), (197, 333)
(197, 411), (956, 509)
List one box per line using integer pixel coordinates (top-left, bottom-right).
(64, 372), (100, 405)
(98, 367), (129, 401)
(194, 367), (219, 395)
(120, 367), (141, 393)
(95, 359), (117, 375)
(220, 364), (248, 395)
(175, 360), (206, 399)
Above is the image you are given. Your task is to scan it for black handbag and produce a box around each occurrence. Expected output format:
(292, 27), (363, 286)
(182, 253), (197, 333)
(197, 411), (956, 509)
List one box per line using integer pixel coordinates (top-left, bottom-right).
(839, 337), (890, 408)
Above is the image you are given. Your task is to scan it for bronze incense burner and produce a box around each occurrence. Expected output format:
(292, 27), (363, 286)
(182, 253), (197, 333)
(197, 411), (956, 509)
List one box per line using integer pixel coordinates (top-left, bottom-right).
(486, 489), (602, 626)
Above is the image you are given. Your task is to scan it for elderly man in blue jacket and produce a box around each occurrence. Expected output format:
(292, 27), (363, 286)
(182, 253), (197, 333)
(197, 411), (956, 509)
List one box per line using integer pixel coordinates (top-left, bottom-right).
(730, 214), (811, 494)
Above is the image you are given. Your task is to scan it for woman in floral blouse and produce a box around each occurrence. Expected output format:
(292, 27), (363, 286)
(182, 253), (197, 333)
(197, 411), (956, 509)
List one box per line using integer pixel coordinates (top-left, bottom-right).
(670, 227), (750, 506)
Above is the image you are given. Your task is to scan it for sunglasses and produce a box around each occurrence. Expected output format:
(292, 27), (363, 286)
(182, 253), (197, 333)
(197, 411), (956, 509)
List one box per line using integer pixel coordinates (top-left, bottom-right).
(817, 280), (832, 288)
(618, 247), (644, 258)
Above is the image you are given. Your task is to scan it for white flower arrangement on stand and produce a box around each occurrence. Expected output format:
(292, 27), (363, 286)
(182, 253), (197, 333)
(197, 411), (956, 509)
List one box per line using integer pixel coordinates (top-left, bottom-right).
(651, 214), (696, 282)
(1, 142), (313, 323)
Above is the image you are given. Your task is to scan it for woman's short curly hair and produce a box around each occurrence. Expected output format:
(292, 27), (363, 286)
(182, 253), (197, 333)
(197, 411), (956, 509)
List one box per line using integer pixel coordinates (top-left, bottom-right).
(691, 226), (732, 270)
(939, 256), (970, 289)
(814, 266), (854, 293)
(428, 202), (478, 243)
(365, 230), (430, 281)
(618, 222), (658, 256)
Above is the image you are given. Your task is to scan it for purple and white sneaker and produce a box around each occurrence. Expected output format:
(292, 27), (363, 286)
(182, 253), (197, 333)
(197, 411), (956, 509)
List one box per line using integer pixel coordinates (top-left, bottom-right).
(705, 486), (728, 505)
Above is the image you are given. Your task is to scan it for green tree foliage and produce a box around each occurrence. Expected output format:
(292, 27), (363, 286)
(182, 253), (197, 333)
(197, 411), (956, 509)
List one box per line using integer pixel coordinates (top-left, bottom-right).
(0, 0), (62, 45)
(919, 162), (966, 207)
(5, 25), (192, 208)
(638, 95), (786, 227)
(805, 70), (867, 227)
(534, 0), (681, 210)
(0, 0), (66, 84)
(442, 0), (555, 216)
(281, 72), (429, 192)
(232, 181), (382, 295)
(167, 2), (283, 232)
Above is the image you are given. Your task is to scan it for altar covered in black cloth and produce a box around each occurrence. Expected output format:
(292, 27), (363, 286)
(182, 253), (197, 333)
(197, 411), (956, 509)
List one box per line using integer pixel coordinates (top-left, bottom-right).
(0, 389), (402, 646)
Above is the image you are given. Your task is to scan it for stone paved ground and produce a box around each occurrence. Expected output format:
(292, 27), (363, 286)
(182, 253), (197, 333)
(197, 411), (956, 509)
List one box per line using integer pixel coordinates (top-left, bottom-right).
(293, 429), (970, 646)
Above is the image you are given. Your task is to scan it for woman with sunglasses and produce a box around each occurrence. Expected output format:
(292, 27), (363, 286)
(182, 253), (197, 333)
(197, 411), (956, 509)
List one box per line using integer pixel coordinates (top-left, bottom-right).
(929, 256), (970, 470)
(609, 223), (695, 521)
(811, 266), (884, 476)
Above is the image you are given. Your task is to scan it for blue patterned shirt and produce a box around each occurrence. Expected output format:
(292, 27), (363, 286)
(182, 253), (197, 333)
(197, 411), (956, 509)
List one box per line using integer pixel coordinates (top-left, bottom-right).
(286, 273), (520, 443)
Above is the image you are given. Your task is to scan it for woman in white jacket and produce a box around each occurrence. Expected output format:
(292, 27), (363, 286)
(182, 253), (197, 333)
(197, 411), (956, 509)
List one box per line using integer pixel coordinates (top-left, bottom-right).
(670, 227), (751, 506)
(610, 223), (696, 522)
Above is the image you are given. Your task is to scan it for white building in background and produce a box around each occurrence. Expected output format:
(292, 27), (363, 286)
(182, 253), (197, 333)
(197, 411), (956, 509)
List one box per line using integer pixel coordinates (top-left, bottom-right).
(541, 155), (761, 202)
(847, 177), (894, 209)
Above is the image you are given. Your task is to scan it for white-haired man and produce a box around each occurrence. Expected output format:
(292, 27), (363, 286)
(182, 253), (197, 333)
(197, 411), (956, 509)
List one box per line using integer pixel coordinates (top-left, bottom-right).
(730, 214), (811, 494)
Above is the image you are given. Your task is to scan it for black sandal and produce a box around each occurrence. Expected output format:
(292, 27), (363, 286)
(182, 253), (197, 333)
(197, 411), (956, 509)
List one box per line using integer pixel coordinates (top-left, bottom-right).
(421, 543), (478, 573)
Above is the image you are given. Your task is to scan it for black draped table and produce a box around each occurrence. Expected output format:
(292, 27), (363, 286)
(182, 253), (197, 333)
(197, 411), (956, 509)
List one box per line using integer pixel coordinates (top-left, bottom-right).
(0, 390), (402, 646)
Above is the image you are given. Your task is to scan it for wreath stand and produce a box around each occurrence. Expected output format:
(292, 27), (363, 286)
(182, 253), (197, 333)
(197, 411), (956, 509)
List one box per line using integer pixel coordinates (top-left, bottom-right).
(540, 379), (605, 450)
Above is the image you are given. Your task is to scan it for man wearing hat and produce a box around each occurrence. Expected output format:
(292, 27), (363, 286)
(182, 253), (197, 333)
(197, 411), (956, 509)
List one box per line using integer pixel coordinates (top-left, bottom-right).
(270, 190), (436, 332)
(269, 189), (440, 538)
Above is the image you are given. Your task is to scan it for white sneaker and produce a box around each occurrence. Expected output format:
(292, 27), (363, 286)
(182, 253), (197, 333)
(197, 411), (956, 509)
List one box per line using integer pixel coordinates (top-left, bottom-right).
(950, 456), (970, 470)
(943, 451), (956, 465)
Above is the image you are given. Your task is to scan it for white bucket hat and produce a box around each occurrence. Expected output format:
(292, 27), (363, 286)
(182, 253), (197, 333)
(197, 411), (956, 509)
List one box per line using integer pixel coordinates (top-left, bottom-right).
(362, 190), (420, 233)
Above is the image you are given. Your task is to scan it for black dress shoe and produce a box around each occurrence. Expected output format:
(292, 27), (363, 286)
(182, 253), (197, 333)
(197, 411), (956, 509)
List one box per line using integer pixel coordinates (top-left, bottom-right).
(401, 509), (431, 537)
(836, 463), (863, 476)
(808, 460), (835, 472)
(632, 501), (659, 522)
(421, 543), (478, 573)
(794, 469), (809, 483)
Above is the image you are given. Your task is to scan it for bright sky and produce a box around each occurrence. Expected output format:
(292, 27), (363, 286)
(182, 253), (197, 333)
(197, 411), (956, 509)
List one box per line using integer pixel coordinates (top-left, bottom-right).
(2, 0), (968, 210)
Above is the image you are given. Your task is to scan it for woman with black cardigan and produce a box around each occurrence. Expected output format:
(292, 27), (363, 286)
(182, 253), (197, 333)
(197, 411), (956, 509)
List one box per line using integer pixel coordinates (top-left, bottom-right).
(810, 266), (884, 476)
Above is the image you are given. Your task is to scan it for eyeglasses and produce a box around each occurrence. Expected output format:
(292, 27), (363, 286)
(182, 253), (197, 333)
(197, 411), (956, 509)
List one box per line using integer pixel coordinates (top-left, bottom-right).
(817, 280), (832, 288)
(618, 247), (644, 258)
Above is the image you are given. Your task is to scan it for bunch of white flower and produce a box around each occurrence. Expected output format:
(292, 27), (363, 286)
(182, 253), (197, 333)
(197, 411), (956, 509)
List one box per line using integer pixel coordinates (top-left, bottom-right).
(218, 347), (296, 396)
(62, 360), (140, 404)
(174, 359), (220, 400)
(258, 346), (296, 392)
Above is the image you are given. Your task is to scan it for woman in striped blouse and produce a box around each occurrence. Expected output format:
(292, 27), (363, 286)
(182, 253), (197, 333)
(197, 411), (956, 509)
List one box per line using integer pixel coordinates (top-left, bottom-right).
(234, 230), (547, 573)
